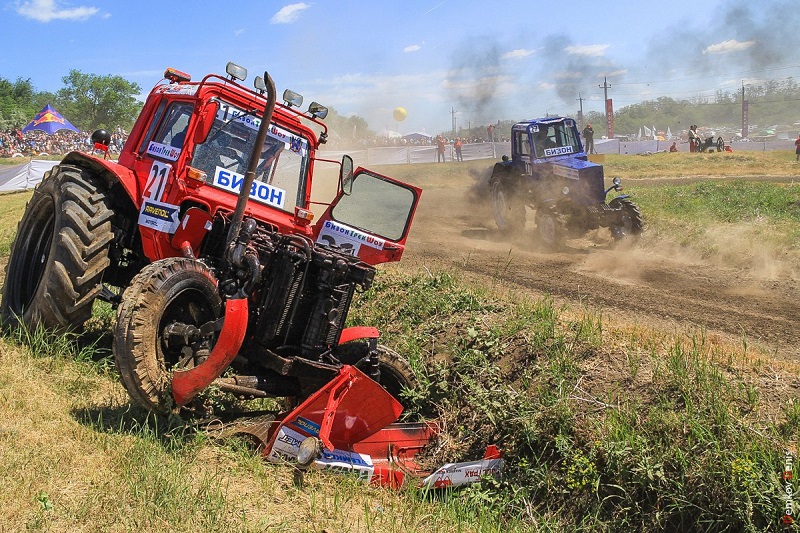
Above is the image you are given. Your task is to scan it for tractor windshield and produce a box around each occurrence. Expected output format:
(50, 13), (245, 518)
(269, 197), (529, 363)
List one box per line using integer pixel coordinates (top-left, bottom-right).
(532, 120), (582, 159)
(191, 100), (310, 213)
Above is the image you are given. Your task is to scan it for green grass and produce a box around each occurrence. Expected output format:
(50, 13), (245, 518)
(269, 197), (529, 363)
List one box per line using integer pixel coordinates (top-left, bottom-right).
(351, 269), (797, 531)
(0, 163), (798, 531)
(602, 151), (800, 179)
(627, 180), (800, 262)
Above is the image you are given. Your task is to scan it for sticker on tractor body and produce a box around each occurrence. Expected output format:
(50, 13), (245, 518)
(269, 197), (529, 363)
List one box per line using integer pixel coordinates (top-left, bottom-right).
(421, 457), (505, 489)
(138, 160), (180, 233)
(544, 146), (574, 157)
(212, 166), (287, 210)
(146, 141), (181, 161)
(552, 164), (581, 180)
(267, 426), (375, 483)
(316, 220), (386, 256)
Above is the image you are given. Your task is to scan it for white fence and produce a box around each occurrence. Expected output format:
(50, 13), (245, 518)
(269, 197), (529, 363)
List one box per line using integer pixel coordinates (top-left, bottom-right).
(319, 139), (797, 166)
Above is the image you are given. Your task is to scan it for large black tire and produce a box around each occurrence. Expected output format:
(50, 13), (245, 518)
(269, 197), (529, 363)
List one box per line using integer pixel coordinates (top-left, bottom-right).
(114, 258), (222, 414)
(335, 343), (417, 404)
(534, 209), (565, 249)
(610, 197), (644, 240)
(1, 165), (113, 331)
(490, 179), (525, 233)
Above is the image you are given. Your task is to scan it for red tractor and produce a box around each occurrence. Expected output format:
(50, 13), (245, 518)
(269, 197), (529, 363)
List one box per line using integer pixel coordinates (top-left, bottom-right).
(1, 63), (422, 417)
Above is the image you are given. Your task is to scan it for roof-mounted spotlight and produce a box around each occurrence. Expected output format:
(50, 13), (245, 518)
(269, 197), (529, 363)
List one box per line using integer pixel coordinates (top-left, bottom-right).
(283, 89), (303, 108)
(225, 62), (247, 82)
(308, 101), (328, 120)
(164, 68), (191, 83)
(254, 75), (266, 94)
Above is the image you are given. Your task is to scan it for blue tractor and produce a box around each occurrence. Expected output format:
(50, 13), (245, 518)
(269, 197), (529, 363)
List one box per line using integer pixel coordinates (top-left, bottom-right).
(489, 117), (642, 247)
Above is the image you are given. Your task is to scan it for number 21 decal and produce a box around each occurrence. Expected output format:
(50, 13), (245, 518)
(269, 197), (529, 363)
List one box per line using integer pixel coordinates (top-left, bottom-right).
(143, 160), (171, 201)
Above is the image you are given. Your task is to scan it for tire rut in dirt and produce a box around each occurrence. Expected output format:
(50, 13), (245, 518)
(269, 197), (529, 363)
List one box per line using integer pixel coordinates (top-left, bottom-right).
(114, 258), (222, 414)
(1, 165), (113, 331)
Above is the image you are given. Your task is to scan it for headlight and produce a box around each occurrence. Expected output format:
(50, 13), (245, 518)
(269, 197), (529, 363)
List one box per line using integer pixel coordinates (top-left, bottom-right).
(612, 177), (621, 187)
(297, 436), (322, 468)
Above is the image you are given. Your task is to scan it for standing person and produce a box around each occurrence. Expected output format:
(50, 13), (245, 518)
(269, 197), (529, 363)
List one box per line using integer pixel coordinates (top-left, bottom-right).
(688, 125), (699, 153)
(487, 124), (495, 142)
(436, 135), (446, 163)
(454, 137), (463, 161)
(795, 133), (800, 162)
(582, 123), (595, 154)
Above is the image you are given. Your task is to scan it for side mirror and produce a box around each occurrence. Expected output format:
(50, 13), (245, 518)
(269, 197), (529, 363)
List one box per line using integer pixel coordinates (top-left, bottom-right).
(340, 155), (354, 195)
(308, 101), (328, 119)
(193, 100), (220, 144)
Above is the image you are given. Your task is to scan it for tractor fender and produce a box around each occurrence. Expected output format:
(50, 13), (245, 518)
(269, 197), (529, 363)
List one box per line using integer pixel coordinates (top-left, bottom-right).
(61, 151), (143, 208)
(338, 326), (380, 345)
(172, 297), (249, 406)
(607, 194), (631, 207)
(489, 161), (515, 186)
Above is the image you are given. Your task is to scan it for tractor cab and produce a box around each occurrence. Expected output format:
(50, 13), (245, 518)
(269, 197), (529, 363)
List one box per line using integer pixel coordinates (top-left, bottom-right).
(116, 62), (420, 267)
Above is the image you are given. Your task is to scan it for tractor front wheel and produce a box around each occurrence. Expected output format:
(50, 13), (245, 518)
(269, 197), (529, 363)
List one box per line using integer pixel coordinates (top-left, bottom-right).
(114, 258), (222, 414)
(335, 343), (417, 405)
(534, 209), (564, 249)
(610, 197), (644, 241)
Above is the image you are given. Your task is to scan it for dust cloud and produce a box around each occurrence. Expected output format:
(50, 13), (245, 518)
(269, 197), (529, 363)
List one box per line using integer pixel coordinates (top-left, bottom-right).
(407, 167), (798, 358)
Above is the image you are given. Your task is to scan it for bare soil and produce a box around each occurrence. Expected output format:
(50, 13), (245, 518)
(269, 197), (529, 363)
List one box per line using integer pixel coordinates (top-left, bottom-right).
(401, 169), (800, 361)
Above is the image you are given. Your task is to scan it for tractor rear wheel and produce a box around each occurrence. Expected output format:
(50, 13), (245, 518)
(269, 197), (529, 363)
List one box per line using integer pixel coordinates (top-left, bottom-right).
(490, 179), (525, 233)
(610, 197), (644, 240)
(1, 165), (113, 331)
(114, 258), (222, 414)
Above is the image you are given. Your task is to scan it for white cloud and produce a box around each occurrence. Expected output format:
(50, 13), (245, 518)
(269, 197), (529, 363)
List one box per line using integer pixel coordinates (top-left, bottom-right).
(404, 44), (422, 53)
(270, 3), (310, 24)
(502, 49), (533, 60)
(702, 39), (757, 55)
(16, 0), (100, 22)
(234, 28), (245, 37)
(565, 44), (610, 57)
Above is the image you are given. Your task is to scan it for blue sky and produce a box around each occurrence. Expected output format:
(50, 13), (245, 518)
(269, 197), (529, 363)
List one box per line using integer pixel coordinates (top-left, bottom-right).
(2, 0), (799, 135)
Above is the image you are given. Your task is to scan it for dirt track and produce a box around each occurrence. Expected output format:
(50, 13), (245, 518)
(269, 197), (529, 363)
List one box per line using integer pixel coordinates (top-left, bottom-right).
(402, 175), (799, 360)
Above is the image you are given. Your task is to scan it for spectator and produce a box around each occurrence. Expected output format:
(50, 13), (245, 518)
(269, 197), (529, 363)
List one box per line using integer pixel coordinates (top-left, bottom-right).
(670, 142), (678, 152)
(582, 123), (595, 154)
(454, 137), (463, 162)
(795, 133), (800, 162)
(436, 135), (446, 163)
(688, 125), (699, 153)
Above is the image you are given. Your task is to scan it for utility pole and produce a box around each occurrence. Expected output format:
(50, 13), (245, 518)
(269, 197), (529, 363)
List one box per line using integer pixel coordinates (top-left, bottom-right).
(450, 107), (458, 137)
(741, 81), (749, 139)
(599, 76), (613, 139)
(577, 92), (584, 130)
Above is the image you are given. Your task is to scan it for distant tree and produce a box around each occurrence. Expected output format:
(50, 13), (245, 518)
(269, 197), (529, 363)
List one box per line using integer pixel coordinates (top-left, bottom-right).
(0, 77), (42, 129)
(55, 70), (141, 131)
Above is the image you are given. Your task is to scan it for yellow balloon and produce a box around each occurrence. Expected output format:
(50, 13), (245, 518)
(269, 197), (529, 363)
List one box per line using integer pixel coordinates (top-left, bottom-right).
(392, 107), (407, 121)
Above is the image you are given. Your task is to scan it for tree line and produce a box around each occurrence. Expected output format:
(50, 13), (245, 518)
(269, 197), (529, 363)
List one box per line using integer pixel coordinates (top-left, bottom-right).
(0, 71), (141, 132)
(3, 70), (798, 141)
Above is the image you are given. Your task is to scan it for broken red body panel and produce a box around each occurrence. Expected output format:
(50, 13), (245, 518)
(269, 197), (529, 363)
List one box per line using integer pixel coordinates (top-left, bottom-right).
(235, 364), (503, 489)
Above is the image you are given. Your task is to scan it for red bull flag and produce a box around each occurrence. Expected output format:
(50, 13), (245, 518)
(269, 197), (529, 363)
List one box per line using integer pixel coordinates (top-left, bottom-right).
(22, 104), (79, 135)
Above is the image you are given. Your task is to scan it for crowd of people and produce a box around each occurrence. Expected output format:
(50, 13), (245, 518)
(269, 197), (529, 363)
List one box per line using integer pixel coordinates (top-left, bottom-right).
(0, 128), (128, 158)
